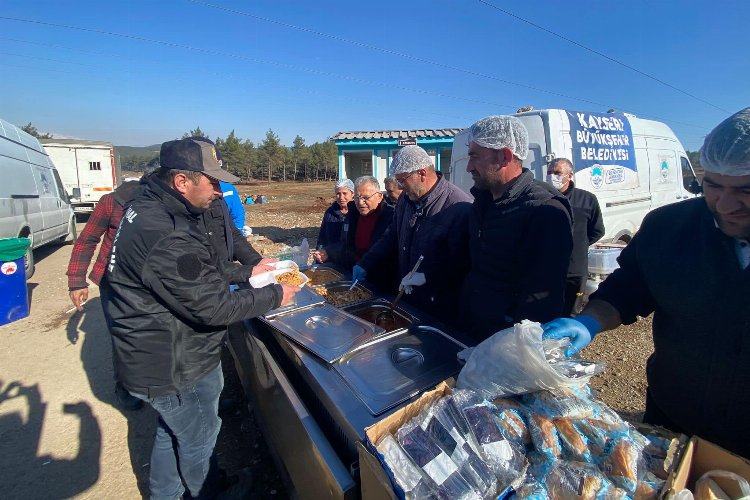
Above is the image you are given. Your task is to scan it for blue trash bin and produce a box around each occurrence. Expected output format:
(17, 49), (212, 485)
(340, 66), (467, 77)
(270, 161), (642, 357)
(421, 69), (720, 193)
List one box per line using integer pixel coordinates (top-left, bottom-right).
(0, 238), (31, 326)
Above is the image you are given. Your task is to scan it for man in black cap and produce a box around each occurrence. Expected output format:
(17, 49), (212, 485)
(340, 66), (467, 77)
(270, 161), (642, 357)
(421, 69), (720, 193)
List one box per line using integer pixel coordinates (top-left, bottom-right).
(102, 137), (300, 499)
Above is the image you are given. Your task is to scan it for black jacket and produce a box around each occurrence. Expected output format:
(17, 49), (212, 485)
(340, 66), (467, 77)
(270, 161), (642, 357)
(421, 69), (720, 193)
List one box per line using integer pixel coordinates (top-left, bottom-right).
(592, 198), (750, 457)
(359, 174), (473, 323)
(325, 200), (397, 290)
(461, 170), (573, 342)
(317, 202), (347, 248)
(202, 198), (262, 266)
(101, 175), (283, 396)
(564, 183), (605, 277)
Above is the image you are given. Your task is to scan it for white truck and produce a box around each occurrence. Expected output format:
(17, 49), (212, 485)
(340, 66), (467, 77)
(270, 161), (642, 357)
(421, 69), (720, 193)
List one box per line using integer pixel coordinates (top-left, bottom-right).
(450, 108), (701, 244)
(40, 139), (120, 214)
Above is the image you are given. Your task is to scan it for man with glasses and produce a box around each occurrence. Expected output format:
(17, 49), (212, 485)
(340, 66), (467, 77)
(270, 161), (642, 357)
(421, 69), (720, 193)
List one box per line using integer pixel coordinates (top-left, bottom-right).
(313, 176), (397, 288)
(354, 145), (472, 325)
(543, 108), (750, 458)
(101, 137), (300, 499)
(461, 115), (573, 342)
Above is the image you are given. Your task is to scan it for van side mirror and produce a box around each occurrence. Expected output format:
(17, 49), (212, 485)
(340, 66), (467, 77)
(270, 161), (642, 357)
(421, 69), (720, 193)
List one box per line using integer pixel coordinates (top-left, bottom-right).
(72, 187), (81, 200)
(686, 178), (702, 195)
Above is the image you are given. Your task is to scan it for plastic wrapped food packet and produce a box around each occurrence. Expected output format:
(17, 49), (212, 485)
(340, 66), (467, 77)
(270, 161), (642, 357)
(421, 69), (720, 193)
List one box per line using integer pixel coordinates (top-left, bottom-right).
(544, 460), (612, 500)
(555, 418), (592, 462)
(494, 405), (531, 447)
(376, 433), (438, 499)
(529, 413), (563, 460)
(395, 419), (480, 500)
(513, 471), (549, 499)
(551, 359), (607, 379)
(523, 389), (594, 419)
(694, 470), (750, 500)
(634, 472), (665, 500)
(600, 437), (639, 494)
(419, 408), (496, 499)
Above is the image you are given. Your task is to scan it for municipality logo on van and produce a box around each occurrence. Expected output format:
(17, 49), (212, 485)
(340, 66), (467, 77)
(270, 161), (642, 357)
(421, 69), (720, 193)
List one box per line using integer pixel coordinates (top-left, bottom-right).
(591, 165), (604, 189)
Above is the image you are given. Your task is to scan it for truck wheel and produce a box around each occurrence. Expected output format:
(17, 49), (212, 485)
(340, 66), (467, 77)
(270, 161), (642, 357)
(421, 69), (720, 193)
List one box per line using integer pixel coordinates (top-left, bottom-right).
(24, 245), (35, 280)
(62, 217), (78, 245)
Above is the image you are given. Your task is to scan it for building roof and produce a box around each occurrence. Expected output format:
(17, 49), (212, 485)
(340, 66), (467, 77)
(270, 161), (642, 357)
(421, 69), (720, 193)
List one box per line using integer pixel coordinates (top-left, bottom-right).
(40, 138), (113, 147)
(332, 128), (463, 141)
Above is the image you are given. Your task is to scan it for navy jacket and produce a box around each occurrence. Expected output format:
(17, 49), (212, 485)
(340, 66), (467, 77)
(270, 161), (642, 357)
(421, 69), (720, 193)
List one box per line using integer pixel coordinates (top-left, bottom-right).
(359, 174), (473, 324)
(317, 202), (347, 248)
(564, 183), (605, 277)
(592, 198), (750, 458)
(461, 169), (573, 341)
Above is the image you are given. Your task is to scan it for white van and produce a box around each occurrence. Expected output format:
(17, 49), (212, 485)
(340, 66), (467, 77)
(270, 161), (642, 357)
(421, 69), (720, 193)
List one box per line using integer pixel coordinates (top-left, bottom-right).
(0, 118), (76, 278)
(450, 109), (700, 243)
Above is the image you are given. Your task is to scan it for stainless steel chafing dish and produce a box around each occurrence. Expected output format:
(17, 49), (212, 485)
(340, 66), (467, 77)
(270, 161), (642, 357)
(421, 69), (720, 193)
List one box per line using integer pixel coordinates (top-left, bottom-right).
(310, 280), (373, 308)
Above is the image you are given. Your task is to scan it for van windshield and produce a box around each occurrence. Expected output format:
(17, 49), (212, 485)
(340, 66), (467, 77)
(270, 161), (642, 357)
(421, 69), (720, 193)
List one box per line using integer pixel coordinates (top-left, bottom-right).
(52, 169), (69, 204)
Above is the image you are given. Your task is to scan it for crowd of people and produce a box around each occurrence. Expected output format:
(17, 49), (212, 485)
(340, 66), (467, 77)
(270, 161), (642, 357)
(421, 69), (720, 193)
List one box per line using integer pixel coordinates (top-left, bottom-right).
(64, 107), (750, 498)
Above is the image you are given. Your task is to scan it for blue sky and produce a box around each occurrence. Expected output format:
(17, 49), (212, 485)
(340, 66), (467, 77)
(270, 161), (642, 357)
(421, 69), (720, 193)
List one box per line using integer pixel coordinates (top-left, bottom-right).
(0, 0), (746, 150)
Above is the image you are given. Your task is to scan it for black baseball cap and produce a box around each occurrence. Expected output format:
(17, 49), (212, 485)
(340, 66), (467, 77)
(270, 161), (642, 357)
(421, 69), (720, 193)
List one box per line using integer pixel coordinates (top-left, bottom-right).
(159, 138), (239, 183)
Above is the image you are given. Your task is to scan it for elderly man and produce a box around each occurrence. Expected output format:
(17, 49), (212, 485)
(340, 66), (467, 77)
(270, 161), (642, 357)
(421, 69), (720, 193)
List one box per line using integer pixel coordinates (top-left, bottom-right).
(543, 108), (750, 458)
(354, 145), (472, 324)
(382, 175), (403, 208)
(101, 137), (299, 499)
(547, 157), (605, 315)
(313, 176), (396, 288)
(461, 115), (573, 342)
(317, 178), (355, 249)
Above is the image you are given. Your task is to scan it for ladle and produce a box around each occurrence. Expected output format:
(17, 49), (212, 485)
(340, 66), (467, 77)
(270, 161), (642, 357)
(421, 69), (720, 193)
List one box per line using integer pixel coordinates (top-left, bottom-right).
(375, 255), (423, 326)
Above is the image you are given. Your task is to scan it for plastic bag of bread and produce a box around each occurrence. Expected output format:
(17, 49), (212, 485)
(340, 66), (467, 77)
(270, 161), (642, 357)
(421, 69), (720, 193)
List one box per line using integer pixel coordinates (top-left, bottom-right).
(555, 418), (592, 462)
(492, 397), (531, 447)
(694, 470), (750, 500)
(544, 460), (613, 500)
(528, 413), (563, 460)
(633, 472), (665, 500)
(523, 388), (594, 420)
(457, 321), (601, 399)
(600, 436), (639, 494)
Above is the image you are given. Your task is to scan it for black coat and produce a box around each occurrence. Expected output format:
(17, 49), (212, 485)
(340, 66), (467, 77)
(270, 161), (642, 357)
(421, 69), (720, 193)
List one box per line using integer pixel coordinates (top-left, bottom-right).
(202, 198), (262, 266)
(325, 200), (397, 290)
(592, 197), (750, 458)
(317, 202), (347, 248)
(461, 170), (573, 342)
(359, 174), (473, 324)
(101, 175), (282, 396)
(564, 184), (605, 277)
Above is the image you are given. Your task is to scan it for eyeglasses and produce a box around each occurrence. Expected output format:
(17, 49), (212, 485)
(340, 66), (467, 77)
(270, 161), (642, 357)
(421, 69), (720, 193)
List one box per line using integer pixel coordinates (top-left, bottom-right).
(396, 171), (419, 188)
(354, 192), (382, 202)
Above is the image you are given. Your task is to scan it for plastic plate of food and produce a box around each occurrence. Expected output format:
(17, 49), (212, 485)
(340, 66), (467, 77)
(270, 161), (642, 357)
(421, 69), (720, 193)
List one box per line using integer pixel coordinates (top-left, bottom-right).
(249, 267), (310, 288)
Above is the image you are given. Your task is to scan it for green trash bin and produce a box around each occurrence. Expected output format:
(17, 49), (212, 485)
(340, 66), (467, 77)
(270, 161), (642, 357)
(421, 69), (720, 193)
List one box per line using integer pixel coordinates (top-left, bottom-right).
(0, 238), (31, 326)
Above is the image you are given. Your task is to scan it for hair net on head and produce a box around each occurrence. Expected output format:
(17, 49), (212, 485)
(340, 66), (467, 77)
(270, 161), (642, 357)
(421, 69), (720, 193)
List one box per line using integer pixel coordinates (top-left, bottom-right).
(700, 107), (750, 176)
(335, 178), (354, 193)
(468, 115), (529, 160)
(391, 145), (433, 175)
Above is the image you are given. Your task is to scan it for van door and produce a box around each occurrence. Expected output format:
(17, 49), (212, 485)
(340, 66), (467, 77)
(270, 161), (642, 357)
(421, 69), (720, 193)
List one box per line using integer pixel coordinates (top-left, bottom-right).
(31, 163), (66, 243)
(516, 114), (548, 180)
(0, 141), (42, 243)
(647, 146), (680, 211)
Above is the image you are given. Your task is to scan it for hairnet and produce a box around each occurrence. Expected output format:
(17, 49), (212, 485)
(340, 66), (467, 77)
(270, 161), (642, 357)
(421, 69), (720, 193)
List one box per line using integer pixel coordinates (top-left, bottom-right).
(335, 178), (354, 193)
(468, 115), (529, 160)
(391, 145), (433, 175)
(700, 107), (750, 176)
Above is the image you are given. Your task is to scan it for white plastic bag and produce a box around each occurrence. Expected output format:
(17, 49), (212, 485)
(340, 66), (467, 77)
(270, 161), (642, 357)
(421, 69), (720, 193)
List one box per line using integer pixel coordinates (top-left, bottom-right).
(456, 320), (596, 399)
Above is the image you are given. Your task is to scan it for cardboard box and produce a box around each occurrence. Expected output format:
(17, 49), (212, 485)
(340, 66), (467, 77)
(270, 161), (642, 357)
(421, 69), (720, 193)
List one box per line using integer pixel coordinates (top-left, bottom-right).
(359, 381), (453, 500)
(663, 436), (750, 498)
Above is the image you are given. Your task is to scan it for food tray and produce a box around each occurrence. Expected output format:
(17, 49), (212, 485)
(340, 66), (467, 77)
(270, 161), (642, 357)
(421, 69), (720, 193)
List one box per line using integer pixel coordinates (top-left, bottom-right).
(310, 281), (373, 308)
(302, 266), (345, 286)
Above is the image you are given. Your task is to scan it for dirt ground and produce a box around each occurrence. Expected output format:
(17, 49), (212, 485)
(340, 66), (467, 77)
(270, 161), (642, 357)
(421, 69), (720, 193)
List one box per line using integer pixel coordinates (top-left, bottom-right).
(0, 180), (652, 499)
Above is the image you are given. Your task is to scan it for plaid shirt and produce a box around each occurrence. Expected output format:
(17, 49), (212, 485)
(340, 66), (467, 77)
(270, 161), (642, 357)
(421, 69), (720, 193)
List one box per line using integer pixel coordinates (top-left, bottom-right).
(66, 193), (123, 289)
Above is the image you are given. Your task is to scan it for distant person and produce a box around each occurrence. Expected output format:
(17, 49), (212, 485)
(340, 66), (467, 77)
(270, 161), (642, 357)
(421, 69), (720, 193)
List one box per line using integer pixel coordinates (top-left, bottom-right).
(543, 107), (750, 458)
(355, 146), (472, 324)
(66, 181), (143, 411)
(382, 175), (403, 209)
(547, 158), (605, 315)
(313, 176), (396, 289)
(219, 180), (244, 230)
(244, 194), (255, 205)
(101, 137), (300, 499)
(460, 115), (573, 342)
(260, 195), (267, 203)
(316, 179), (354, 249)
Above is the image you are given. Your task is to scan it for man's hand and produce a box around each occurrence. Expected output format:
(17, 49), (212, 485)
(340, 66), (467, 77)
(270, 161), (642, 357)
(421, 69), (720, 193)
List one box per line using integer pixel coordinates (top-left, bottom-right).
(69, 289), (89, 312)
(542, 316), (601, 356)
(251, 264), (276, 276)
(400, 272), (426, 294)
(312, 249), (328, 263)
(279, 284), (301, 306)
(352, 265), (367, 283)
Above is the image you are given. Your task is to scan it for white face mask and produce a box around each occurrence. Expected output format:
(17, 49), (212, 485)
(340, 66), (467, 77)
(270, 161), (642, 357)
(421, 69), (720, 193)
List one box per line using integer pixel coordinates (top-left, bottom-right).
(549, 173), (566, 190)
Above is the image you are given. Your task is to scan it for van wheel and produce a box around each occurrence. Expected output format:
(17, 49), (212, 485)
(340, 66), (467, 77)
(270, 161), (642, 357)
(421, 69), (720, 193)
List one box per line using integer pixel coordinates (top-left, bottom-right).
(24, 246), (35, 280)
(62, 217), (78, 244)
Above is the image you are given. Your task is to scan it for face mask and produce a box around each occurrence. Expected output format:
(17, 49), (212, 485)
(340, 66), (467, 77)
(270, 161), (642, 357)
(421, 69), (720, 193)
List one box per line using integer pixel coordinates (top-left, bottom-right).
(549, 174), (565, 190)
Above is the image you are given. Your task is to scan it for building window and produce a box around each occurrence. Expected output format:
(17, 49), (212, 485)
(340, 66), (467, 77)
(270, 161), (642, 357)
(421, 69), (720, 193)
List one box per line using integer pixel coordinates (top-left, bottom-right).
(89, 161), (101, 171)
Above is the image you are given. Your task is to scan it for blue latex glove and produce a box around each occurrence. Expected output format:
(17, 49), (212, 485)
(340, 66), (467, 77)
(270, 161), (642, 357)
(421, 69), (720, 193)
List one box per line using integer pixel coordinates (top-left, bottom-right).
(352, 265), (367, 283)
(542, 315), (602, 357)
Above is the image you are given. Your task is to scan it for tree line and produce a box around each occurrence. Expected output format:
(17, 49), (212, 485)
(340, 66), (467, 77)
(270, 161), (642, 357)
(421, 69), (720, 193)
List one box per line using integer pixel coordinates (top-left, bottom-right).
(21, 122), (340, 183)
